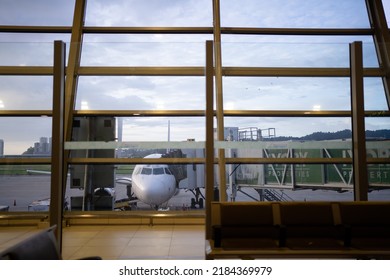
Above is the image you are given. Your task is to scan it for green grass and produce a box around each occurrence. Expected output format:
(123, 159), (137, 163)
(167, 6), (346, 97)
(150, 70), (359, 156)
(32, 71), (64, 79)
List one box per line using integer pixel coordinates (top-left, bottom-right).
(0, 165), (51, 175)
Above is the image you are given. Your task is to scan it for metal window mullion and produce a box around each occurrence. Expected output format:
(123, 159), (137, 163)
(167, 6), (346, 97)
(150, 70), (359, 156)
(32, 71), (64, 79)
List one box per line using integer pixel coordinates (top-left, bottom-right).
(350, 41), (369, 201)
(64, 0), (87, 141)
(213, 0), (227, 202)
(205, 40), (214, 240)
(50, 40), (66, 253)
(62, 0), (87, 202)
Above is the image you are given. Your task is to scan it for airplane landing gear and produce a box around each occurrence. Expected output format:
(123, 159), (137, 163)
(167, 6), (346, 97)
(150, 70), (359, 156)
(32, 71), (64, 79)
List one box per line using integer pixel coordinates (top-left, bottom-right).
(190, 188), (205, 209)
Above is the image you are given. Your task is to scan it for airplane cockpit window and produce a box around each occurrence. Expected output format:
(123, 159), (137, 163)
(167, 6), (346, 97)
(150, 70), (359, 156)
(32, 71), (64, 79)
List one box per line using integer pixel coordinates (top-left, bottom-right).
(153, 168), (164, 175)
(141, 167), (152, 175)
(164, 168), (172, 175)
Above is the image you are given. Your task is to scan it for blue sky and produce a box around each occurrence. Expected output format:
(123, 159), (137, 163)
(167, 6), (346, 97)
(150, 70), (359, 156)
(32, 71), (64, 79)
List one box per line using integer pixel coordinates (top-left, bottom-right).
(0, 0), (389, 154)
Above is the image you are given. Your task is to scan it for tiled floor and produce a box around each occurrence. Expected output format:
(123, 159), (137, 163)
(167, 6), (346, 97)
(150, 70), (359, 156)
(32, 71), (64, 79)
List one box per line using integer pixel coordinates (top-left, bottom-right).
(0, 225), (206, 260)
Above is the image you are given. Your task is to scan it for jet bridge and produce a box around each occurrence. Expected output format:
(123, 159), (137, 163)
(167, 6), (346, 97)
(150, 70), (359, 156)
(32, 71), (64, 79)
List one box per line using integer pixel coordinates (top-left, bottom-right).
(70, 117), (116, 211)
(230, 140), (390, 192)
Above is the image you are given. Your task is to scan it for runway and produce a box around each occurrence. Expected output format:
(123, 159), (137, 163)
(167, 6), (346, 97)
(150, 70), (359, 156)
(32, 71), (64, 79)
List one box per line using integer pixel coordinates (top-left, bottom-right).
(1, 175), (390, 211)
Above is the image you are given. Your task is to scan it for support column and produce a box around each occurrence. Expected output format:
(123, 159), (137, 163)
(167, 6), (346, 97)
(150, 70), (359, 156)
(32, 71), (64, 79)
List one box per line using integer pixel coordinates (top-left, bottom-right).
(64, 0), (87, 140)
(62, 0), (87, 199)
(205, 41), (214, 240)
(212, 0), (227, 201)
(350, 41), (369, 201)
(50, 41), (66, 252)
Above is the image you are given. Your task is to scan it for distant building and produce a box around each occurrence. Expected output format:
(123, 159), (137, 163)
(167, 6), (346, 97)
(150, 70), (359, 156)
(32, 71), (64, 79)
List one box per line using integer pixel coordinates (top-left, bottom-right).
(30, 137), (51, 155)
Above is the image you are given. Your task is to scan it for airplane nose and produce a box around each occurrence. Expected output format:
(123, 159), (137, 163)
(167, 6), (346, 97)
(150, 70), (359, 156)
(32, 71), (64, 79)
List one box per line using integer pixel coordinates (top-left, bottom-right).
(140, 179), (172, 206)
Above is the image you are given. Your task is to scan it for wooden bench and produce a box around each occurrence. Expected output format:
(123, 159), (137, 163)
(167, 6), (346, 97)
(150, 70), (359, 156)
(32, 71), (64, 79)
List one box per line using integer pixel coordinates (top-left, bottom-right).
(206, 201), (390, 259)
(339, 202), (390, 249)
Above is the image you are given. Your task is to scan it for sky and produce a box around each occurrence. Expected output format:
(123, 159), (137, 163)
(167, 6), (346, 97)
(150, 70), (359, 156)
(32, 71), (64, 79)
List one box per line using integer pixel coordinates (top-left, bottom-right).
(0, 0), (390, 154)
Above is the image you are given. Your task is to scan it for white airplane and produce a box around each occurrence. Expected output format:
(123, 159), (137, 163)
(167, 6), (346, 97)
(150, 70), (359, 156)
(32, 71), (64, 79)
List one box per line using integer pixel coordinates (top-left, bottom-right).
(116, 153), (178, 210)
(27, 152), (205, 211)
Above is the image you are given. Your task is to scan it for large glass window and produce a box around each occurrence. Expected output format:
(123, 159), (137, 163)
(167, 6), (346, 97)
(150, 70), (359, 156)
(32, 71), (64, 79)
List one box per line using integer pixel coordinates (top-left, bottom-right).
(81, 41), (207, 66)
(223, 77), (351, 111)
(85, 0), (213, 27)
(220, 0), (370, 28)
(0, 76), (53, 110)
(0, 117), (52, 156)
(1, 0), (389, 218)
(0, 0), (75, 26)
(77, 76), (205, 110)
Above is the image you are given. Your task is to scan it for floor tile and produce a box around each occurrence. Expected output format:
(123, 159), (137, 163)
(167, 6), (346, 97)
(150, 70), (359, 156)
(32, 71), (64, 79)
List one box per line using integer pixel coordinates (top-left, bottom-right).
(0, 224), (205, 260)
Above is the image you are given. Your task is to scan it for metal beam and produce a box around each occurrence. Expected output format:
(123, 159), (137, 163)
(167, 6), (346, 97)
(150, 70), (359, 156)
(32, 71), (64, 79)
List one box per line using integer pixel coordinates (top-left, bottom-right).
(74, 110), (205, 117)
(366, 0), (390, 109)
(205, 40), (214, 240)
(67, 157), (205, 165)
(0, 66), (383, 77)
(0, 66), (53, 75)
(64, 0), (87, 141)
(223, 67), (383, 77)
(220, 27), (374, 36)
(0, 25), (373, 36)
(0, 26), (72, 33)
(350, 41), (369, 201)
(1, 109), (388, 118)
(62, 0), (87, 210)
(0, 158), (51, 165)
(50, 41), (66, 252)
(213, 0), (227, 202)
(0, 110), (52, 117)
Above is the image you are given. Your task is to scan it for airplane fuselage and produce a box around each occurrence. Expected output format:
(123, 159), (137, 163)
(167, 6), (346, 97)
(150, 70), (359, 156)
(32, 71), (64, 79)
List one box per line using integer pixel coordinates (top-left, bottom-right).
(131, 154), (177, 208)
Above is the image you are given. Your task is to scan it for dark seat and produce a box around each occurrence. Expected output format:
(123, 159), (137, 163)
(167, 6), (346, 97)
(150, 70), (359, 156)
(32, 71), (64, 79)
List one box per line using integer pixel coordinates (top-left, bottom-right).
(279, 202), (344, 249)
(339, 202), (390, 250)
(0, 225), (101, 260)
(214, 202), (280, 249)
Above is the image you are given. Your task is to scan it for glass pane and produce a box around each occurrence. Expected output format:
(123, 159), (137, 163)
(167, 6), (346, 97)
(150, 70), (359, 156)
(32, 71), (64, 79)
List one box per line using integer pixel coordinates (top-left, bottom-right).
(0, 169), (52, 212)
(121, 117), (205, 142)
(220, 0), (370, 28)
(223, 77), (351, 110)
(224, 117), (352, 139)
(0, 42), (54, 66)
(364, 78), (388, 111)
(80, 42), (205, 66)
(221, 37), (377, 67)
(366, 117), (390, 134)
(0, 34), (71, 44)
(85, 0), (212, 27)
(222, 42), (351, 67)
(77, 76), (205, 110)
(0, 117), (52, 156)
(0, 76), (53, 110)
(63, 163), (206, 211)
(384, 1), (390, 26)
(0, 0), (75, 26)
